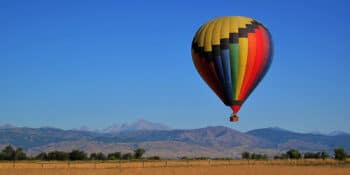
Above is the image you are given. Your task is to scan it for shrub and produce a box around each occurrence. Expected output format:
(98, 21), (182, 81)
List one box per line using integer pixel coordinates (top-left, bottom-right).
(286, 149), (301, 159)
(107, 152), (121, 160)
(14, 148), (27, 160)
(69, 150), (88, 161)
(47, 151), (69, 161)
(133, 148), (145, 159)
(304, 152), (320, 159)
(334, 148), (347, 161)
(0, 145), (27, 160)
(241, 152), (250, 159)
(121, 153), (133, 160)
(90, 152), (107, 160)
(147, 156), (160, 160)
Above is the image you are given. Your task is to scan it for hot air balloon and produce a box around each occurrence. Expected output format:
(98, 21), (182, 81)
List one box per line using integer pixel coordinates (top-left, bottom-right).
(191, 16), (273, 122)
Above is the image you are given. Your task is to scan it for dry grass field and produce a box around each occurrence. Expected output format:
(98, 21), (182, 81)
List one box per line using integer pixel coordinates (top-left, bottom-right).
(0, 159), (349, 175)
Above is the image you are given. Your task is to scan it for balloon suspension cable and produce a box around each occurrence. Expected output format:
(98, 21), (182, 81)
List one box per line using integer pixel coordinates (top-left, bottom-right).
(229, 113), (239, 122)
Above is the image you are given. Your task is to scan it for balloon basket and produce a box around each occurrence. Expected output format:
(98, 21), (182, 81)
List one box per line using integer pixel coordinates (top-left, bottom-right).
(230, 114), (239, 122)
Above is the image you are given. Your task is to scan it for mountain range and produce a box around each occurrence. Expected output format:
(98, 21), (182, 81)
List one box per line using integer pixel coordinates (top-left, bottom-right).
(0, 120), (349, 159)
(72, 119), (171, 133)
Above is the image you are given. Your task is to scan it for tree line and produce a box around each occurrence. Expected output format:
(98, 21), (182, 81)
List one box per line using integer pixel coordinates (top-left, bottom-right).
(0, 145), (348, 161)
(242, 148), (348, 161)
(0, 145), (160, 161)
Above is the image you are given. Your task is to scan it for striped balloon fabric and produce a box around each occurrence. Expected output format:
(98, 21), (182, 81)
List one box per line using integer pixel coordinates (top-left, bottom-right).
(191, 16), (273, 117)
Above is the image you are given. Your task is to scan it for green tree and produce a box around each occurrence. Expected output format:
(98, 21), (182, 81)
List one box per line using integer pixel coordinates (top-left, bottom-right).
(107, 152), (121, 160)
(122, 153), (133, 160)
(0, 152), (4, 160)
(304, 152), (320, 159)
(69, 150), (88, 161)
(98, 152), (107, 160)
(286, 149), (301, 159)
(133, 148), (145, 159)
(250, 153), (268, 160)
(334, 148), (347, 161)
(1, 145), (16, 160)
(90, 153), (97, 160)
(241, 152), (250, 159)
(14, 147), (27, 160)
(47, 151), (69, 161)
(90, 152), (107, 160)
(0, 146), (27, 160)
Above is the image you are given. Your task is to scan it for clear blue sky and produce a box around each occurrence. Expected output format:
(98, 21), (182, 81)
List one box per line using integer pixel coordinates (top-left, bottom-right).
(1, 0), (349, 133)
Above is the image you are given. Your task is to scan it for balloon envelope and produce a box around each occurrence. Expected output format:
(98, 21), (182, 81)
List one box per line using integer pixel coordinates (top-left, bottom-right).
(191, 16), (273, 115)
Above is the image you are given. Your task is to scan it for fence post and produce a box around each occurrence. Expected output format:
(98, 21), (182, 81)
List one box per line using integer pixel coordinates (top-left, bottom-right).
(142, 160), (144, 168)
(165, 161), (168, 167)
(118, 160), (122, 173)
(208, 159), (211, 167)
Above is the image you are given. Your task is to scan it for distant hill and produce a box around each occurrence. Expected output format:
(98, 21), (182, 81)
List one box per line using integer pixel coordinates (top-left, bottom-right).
(95, 126), (271, 148)
(0, 124), (16, 129)
(73, 119), (171, 133)
(247, 127), (350, 151)
(0, 127), (98, 149)
(101, 119), (171, 133)
(0, 122), (349, 158)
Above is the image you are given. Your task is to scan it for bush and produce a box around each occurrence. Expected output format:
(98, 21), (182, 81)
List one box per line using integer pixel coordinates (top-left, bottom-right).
(0, 145), (27, 160)
(0, 152), (4, 160)
(212, 157), (233, 160)
(107, 152), (121, 160)
(69, 150), (87, 161)
(334, 148), (347, 161)
(90, 152), (107, 160)
(14, 148), (27, 160)
(1, 145), (15, 160)
(121, 153), (133, 160)
(241, 152), (250, 159)
(303, 151), (329, 159)
(304, 152), (321, 159)
(241, 152), (267, 160)
(47, 151), (69, 161)
(133, 148), (145, 159)
(273, 155), (281, 159)
(193, 157), (210, 160)
(147, 156), (160, 160)
(251, 153), (268, 160)
(286, 149), (301, 159)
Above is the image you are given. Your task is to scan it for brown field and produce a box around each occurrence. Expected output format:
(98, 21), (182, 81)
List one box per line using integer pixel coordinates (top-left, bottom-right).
(0, 159), (349, 175)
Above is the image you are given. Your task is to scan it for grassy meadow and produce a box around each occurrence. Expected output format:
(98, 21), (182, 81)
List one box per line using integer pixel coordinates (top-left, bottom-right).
(0, 159), (349, 175)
